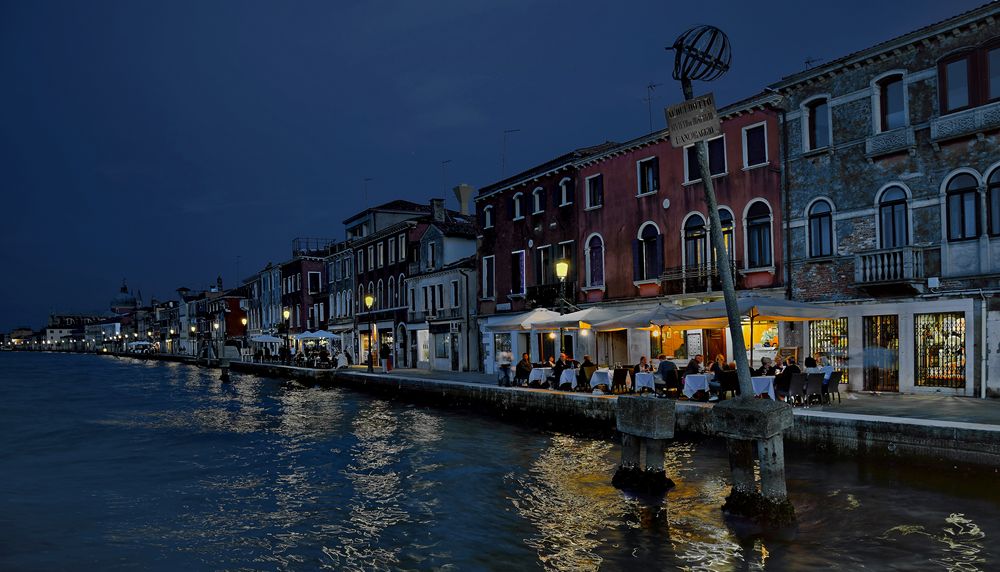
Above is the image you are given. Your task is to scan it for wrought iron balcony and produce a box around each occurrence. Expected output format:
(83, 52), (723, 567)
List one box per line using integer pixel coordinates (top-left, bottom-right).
(526, 281), (576, 310)
(409, 306), (464, 322)
(660, 260), (741, 295)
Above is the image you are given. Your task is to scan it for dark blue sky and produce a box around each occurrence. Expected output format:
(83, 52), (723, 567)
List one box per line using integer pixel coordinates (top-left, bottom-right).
(0, 0), (984, 330)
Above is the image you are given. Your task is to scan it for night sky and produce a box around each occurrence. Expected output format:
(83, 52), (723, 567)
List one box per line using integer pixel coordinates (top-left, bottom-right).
(0, 0), (985, 330)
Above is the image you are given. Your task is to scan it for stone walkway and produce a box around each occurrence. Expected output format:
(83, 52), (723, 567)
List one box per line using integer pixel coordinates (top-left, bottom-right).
(351, 366), (1000, 427)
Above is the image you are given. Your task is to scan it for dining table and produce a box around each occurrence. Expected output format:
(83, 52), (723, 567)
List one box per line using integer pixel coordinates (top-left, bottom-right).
(751, 376), (777, 400)
(559, 369), (577, 386)
(528, 368), (552, 384)
(634, 372), (656, 391)
(683, 374), (709, 398)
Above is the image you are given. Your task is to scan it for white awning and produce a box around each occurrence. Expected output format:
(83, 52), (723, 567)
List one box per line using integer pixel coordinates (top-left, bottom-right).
(534, 307), (627, 330)
(655, 295), (838, 328)
(484, 308), (563, 331)
(250, 334), (282, 343)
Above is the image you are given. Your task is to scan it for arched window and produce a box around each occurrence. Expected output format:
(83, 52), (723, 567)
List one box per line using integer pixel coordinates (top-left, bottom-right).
(946, 173), (980, 241)
(358, 285), (365, 312)
(634, 223), (662, 281)
(684, 214), (707, 268)
(511, 192), (524, 220)
(745, 201), (773, 268)
(377, 280), (384, 309)
(879, 186), (909, 249)
(399, 274), (407, 305)
(347, 290), (353, 317)
(718, 209), (735, 261)
(532, 187), (544, 214)
(805, 97), (831, 150)
(585, 234), (605, 287)
(388, 277), (396, 308)
(559, 177), (574, 206)
(808, 200), (834, 257)
(989, 169), (1000, 237)
(483, 205), (494, 229)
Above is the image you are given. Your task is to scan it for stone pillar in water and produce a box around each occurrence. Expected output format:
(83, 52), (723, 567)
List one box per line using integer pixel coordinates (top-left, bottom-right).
(612, 396), (675, 494)
(712, 397), (795, 525)
(219, 359), (230, 382)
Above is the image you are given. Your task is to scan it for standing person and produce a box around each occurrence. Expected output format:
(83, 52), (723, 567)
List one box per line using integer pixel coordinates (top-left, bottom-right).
(379, 342), (391, 373)
(514, 352), (533, 386)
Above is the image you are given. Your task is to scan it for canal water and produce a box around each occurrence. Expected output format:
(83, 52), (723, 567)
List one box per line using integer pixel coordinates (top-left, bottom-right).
(1, 353), (998, 571)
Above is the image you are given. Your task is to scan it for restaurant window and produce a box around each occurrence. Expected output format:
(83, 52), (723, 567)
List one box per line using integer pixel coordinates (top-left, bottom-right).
(862, 315), (899, 392)
(685, 136), (726, 182)
(535, 245), (553, 285)
(809, 200), (834, 257)
(532, 187), (544, 214)
(637, 157), (659, 195)
(988, 169), (1000, 236)
(482, 255), (495, 298)
(511, 251), (526, 295)
(559, 177), (574, 206)
(586, 174), (603, 209)
(435, 333), (449, 359)
(804, 97), (831, 150)
(634, 222), (662, 281)
(388, 237), (396, 264)
(809, 317), (849, 384)
(586, 234), (605, 287)
(877, 74), (906, 132)
(946, 172), (980, 241)
(915, 312), (966, 389)
(745, 201), (772, 268)
(742, 123), (767, 168)
(879, 186), (908, 249)
(684, 214), (707, 268)
(483, 206), (494, 229)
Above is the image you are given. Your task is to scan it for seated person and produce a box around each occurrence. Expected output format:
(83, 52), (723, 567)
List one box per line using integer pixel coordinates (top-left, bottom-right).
(819, 356), (835, 386)
(577, 355), (596, 388)
(709, 354), (726, 381)
(774, 357), (801, 400)
(684, 354), (704, 376)
(655, 355), (681, 390)
(633, 355), (651, 376)
(752, 356), (775, 376)
(514, 352), (532, 385)
(552, 352), (571, 387)
(803, 355), (818, 373)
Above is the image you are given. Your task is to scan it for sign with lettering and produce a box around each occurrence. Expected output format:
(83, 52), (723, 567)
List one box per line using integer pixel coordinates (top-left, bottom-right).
(665, 93), (720, 148)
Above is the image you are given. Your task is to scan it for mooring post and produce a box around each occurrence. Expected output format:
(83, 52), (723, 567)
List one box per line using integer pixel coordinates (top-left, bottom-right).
(726, 438), (756, 496)
(219, 359), (230, 383)
(613, 396), (676, 494)
(757, 434), (788, 502)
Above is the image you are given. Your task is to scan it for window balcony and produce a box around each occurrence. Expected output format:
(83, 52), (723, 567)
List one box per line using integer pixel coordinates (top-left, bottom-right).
(865, 126), (915, 159)
(854, 246), (939, 293)
(409, 307), (463, 322)
(930, 101), (1000, 146)
(660, 261), (742, 296)
(526, 281), (576, 310)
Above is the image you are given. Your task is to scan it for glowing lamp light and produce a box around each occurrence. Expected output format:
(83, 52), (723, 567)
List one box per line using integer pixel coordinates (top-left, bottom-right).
(190, 326), (196, 333)
(169, 329), (175, 335)
(241, 317), (248, 326)
(555, 259), (569, 280)
(580, 329), (589, 337)
(652, 329), (661, 337)
(364, 294), (375, 309)
(548, 332), (557, 340)
(283, 309), (291, 320)
(213, 323), (219, 330)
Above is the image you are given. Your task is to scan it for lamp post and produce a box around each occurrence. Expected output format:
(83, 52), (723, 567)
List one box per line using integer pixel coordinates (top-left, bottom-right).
(190, 325), (197, 356)
(555, 258), (570, 355)
(241, 317), (248, 361)
(283, 308), (291, 364)
(213, 321), (220, 362)
(169, 328), (175, 354)
(364, 294), (375, 372)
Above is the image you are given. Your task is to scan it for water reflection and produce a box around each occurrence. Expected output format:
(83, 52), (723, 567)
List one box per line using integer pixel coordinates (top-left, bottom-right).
(883, 513), (987, 572)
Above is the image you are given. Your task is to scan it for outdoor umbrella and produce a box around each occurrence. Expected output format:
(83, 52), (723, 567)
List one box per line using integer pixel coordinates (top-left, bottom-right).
(536, 307), (626, 330)
(484, 308), (562, 331)
(250, 334), (282, 343)
(592, 304), (688, 331)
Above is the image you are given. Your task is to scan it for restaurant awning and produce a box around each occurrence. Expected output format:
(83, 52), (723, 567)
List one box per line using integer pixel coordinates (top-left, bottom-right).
(592, 304), (689, 331)
(653, 295), (838, 328)
(250, 334), (282, 343)
(535, 307), (627, 330)
(485, 308), (563, 331)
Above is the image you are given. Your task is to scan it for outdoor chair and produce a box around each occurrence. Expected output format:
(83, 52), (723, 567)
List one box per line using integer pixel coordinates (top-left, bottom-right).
(804, 373), (826, 406)
(824, 371), (843, 404)
(785, 373), (806, 405)
(719, 370), (740, 399)
(611, 368), (630, 394)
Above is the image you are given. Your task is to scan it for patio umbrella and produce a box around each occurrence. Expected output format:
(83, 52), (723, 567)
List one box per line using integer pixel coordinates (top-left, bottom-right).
(592, 304), (688, 331)
(484, 308), (563, 331)
(534, 307), (626, 330)
(250, 334), (282, 343)
(293, 331), (317, 340)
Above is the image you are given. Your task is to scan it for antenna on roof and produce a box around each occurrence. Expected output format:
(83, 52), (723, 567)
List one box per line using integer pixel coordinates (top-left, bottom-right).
(643, 82), (663, 133)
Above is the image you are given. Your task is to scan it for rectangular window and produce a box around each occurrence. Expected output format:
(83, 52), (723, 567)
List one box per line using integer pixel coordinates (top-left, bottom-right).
(482, 255), (495, 298)
(808, 317), (849, 385)
(637, 157), (659, 195)
(451, 280), (460, 308)
(388, 238), (396, 264)
(586, 174), (603, 208)
(743, 124), (767, 167)
(990, 47), (1000, 101)
(399, 234), (407, 262)
(423, 286), (429, 312)
(807, 99), (830, 150)
(511, 251), (526, 295)
(377, 243), (384, 268)
(409, 288), (416, 311)
(685, 136), (726, 182)
(534, 245), (552, 286)
(435, 333), (449, 358)
(914, 312), (966, 389)
(427, 243), (436, 268)
(948, 189), (979, 241)
(943, 58), (970, 112)
(307, 272), (321, 294)
(436, 284), (444, 311)
(367, 246), (374, 270)
(879, 76), (905, 131)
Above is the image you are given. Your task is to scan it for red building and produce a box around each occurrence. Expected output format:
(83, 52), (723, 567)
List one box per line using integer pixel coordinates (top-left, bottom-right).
(281, 250), (329, 335)
(476, 92), (785, 372)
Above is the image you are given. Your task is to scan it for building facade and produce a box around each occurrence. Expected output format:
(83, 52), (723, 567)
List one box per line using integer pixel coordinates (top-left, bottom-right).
(774, 2), (1000, 396)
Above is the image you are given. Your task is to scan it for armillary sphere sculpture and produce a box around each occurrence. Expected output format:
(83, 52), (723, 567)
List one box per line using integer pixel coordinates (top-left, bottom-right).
(668, 25), (732, 82)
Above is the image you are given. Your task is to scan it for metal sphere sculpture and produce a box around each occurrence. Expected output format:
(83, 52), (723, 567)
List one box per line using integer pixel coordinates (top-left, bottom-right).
(668, 25), (731, 82)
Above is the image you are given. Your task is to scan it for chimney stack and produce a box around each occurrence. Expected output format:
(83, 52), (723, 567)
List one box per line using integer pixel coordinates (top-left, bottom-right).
(453, 183), (474, 216)
(431, 198), (446, 222)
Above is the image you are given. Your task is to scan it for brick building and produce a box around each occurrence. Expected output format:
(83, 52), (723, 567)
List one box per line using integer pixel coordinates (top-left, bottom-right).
(773, 2), (1000, 395)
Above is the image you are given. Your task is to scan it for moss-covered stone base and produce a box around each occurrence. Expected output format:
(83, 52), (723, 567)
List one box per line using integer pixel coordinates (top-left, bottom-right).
(612, 467), (676, 495)
(721, 490), (796, 527)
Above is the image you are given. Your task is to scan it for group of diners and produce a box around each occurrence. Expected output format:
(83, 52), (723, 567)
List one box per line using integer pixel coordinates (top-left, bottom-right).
(499, 349), (841, 404)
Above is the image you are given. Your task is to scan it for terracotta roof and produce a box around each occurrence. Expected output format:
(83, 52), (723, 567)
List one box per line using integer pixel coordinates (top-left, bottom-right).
(477, 141), (619, 198)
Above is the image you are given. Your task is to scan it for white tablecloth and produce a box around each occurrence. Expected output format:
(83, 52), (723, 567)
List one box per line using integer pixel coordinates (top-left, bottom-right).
(752, 376), (776, 400)
(683, 374), (709, 398)
(528, 368), (552, 383)
(559, 369), (577, 386)
(590, 369), (612, 387)
(634, 372), (656, 391)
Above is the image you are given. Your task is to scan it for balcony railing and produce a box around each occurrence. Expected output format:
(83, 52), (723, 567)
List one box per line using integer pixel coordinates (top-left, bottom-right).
(526, 281), (577, 310)
(854, 246), (931, 284)
(930, 101), (1000, 145)
(409, 307), (463, 322)
(660, 260), (741, 295)
(865, 126), (915, 158)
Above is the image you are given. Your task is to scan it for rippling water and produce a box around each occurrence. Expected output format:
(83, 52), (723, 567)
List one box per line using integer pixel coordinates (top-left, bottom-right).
(1, 353), (998, 571)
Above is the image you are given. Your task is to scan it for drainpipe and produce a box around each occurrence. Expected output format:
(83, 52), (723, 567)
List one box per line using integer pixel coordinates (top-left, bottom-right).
(461, 268), (473, 372)
(981, 289), (988, 399)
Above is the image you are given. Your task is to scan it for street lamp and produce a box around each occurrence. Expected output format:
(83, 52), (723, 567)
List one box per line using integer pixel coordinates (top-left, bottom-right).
(283, 308), (291, 364)
(213, 322), (220, 361)
(364, 293), (375, 372)
(241, 317), (248, 360)
(555, 258), (570, 355)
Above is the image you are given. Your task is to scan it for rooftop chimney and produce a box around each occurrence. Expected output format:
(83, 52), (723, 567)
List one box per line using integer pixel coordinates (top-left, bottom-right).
(431, 198), (446, 222)
(453, 183), (474, 216)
